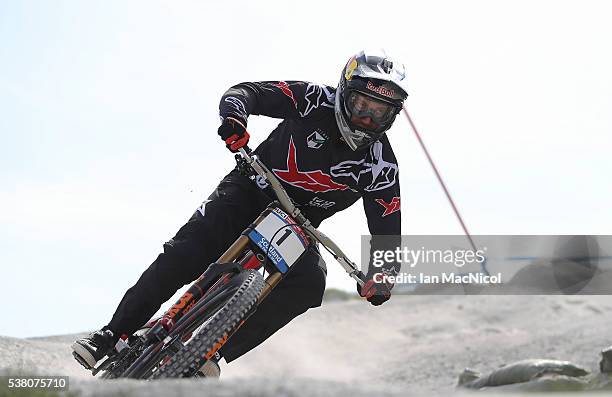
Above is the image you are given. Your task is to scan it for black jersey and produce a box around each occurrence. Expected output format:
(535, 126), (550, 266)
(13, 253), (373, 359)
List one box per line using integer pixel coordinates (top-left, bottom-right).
(219, 81), (401, 237)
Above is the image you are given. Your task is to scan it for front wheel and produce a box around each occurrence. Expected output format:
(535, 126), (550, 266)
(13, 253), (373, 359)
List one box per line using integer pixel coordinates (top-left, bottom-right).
(152, 269), (264, 378)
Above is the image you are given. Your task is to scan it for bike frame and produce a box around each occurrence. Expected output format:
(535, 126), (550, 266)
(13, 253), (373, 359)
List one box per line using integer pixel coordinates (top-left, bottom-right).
(96, 145), (366, 378)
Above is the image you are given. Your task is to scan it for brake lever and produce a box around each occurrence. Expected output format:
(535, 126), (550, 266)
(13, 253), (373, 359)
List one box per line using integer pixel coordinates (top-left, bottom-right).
(235, 153), (254, 177)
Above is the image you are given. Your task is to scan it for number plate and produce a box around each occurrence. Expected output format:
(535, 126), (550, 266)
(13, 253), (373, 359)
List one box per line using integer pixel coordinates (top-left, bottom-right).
(247, 207), (309, 273)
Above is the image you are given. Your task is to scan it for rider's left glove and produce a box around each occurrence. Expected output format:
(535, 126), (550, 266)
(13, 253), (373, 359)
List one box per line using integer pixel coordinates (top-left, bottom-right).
(357, 275), (393, 306)
(218, 117), (250, 152)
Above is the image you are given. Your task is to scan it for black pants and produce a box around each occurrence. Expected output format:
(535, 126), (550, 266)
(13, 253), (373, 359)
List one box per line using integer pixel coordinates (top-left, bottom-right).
(107, 170), (326, 362)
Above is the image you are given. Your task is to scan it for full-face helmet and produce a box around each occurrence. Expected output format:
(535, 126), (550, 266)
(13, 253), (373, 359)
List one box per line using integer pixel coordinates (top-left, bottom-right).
(335, 50), (409, 150)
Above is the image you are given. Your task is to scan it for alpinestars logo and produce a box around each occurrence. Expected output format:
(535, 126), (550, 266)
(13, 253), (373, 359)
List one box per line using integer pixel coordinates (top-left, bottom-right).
(375, 197), (400, 217)
(307, 130), (329, 149)
(300, 83), (335, 117)
(330, 141), (398, 192)
(273, 137), (349, 193)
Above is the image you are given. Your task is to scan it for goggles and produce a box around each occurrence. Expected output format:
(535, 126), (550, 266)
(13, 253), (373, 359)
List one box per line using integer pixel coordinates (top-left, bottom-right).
(345, 90), (398, 132)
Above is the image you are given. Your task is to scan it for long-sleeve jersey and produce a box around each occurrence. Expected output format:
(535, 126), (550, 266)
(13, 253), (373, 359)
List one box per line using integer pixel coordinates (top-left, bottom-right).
(219, 81), (401, 246)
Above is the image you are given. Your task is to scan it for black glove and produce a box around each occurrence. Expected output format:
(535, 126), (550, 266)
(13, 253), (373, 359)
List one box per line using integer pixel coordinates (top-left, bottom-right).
(218, 117), (250, 152)
(357, 274), (393, 306)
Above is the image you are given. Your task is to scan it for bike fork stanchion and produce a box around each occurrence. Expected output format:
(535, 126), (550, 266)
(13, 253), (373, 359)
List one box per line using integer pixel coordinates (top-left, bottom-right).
(216, 208), (272, 264)
(217, 235), (251, 264)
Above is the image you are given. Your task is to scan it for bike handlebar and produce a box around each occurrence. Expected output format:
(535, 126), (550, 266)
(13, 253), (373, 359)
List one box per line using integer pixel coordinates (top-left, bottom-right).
(237, 146), (366, 286)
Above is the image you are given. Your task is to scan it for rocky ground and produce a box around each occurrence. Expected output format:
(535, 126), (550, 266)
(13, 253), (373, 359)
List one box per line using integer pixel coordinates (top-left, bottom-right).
(2, 294), (612, 396)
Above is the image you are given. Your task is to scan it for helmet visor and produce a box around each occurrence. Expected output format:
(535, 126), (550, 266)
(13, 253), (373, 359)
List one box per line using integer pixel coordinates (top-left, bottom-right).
(345, 90), (398, 132)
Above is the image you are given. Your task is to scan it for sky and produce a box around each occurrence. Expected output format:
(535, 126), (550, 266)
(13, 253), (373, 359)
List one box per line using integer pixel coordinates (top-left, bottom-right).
(1, 0), (612, 337)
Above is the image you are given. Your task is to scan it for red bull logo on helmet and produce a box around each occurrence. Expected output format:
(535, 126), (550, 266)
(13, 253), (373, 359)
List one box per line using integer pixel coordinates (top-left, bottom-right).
(366, 81), (395, 98)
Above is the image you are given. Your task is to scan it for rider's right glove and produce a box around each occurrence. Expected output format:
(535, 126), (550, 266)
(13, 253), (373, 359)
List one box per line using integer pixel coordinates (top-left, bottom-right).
(218, 117), (250, 152)
(357, 275), (393, 306)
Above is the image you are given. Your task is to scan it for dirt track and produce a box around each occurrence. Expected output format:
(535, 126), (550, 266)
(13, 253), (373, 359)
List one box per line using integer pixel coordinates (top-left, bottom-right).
(2, 295), (612, 396)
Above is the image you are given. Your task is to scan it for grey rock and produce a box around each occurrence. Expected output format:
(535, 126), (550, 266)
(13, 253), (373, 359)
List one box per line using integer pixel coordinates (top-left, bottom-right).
(458, 359), (589, 389)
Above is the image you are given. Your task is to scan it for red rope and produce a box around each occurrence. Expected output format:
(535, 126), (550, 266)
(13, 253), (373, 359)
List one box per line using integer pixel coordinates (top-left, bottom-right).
(402, 108), (479, 254)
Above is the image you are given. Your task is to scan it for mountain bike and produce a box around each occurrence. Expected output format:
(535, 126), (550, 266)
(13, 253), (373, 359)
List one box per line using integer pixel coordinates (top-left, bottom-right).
(82, 145), (366, 379)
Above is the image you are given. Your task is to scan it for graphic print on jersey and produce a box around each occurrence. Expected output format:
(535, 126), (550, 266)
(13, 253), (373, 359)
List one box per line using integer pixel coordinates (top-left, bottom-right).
(307, 197), (336, 209)
(272, 137), (350, 193)
(330, 141), (398, 192)
(306, 129), (329, 149)
(272, 81), (298, 109)
(300, 83), (335, 117)
(375, 197), (401, 217)
(224, 97), (248, 120)
(197, 199), (212, 217)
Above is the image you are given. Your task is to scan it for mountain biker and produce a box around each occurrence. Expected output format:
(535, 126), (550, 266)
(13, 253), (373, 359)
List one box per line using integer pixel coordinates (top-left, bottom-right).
(72, 49), (407, 377)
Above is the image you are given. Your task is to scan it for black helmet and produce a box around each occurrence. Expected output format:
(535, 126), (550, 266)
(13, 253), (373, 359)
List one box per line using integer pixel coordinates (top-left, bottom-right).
(335, 50), (409, 151)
